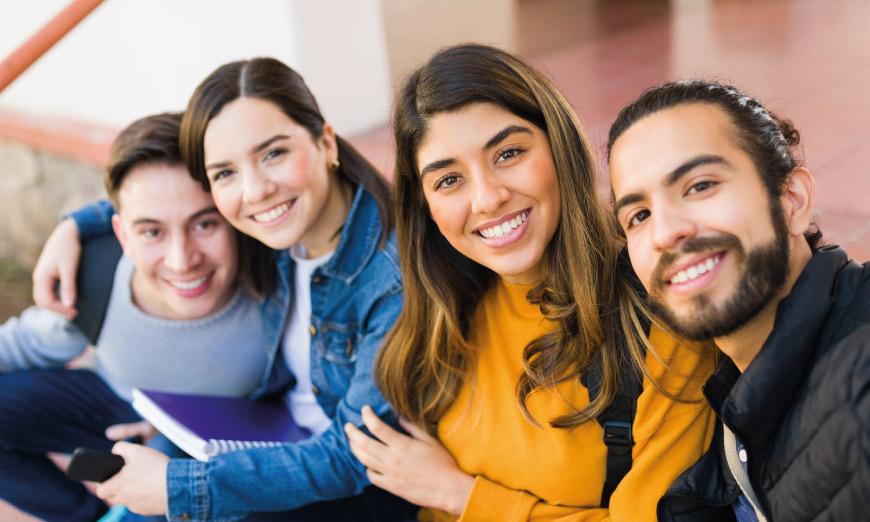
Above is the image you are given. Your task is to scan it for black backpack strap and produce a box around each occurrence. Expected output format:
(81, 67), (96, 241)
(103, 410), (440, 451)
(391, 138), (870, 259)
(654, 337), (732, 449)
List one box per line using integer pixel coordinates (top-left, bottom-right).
(580, 249), (651, 508)
(71, 233), (123, 345)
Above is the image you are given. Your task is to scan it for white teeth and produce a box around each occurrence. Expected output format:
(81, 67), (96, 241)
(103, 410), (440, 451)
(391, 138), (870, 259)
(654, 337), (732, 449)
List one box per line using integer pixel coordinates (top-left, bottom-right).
(253, 202), (291, 223)
(479, 211), (528, 239)
(169, 275), (208, 290)
(669, 255), (720, 285)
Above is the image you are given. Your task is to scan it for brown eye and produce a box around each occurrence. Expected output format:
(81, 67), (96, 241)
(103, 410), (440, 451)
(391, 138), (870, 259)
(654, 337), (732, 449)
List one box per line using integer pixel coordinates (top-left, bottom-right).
(435, 175), (460, 191)
(686, 181), (715, 195)
(212, 169), (234, 182)
(496, 148), (525, 163)
(628, 209), (650, 228)
(264, 148), (287, 161)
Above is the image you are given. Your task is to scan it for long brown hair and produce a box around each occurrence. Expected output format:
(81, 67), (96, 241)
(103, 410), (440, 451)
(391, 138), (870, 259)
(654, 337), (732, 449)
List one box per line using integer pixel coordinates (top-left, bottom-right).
(377, 44), (663, 433)
(179, 57), (394, 243)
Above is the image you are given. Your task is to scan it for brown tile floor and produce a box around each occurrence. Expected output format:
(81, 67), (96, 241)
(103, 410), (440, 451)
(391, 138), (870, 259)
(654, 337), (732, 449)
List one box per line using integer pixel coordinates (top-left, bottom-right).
(3, 0), (868, 520)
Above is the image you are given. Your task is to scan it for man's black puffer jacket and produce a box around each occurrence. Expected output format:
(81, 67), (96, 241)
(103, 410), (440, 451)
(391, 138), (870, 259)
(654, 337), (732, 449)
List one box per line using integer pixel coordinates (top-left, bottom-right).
(658, 246), (870, 522)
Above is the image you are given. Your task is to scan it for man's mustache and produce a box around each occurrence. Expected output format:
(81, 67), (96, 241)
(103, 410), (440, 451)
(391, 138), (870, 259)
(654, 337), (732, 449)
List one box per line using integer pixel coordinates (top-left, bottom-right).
(650, 234), (744, 292)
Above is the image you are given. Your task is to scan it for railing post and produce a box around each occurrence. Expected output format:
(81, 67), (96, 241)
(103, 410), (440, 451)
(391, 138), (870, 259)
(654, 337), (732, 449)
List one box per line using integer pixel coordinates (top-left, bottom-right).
(0, 0), (106, 93)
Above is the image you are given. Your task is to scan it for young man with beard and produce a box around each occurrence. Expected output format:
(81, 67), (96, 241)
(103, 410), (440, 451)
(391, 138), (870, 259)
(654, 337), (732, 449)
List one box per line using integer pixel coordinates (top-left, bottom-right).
(0, 113), (270, 522)
(607, 80), (870, 522)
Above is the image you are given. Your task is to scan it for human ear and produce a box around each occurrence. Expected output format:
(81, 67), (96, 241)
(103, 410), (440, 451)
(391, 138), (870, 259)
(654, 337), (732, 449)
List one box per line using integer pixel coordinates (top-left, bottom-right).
(782, 167), (816, 237)
(320, 123), (338, 163)
(111, 214), (131, 256)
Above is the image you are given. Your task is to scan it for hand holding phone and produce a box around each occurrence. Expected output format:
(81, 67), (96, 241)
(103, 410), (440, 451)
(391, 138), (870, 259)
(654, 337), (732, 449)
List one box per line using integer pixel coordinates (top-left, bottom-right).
(66, 447), (125, 482)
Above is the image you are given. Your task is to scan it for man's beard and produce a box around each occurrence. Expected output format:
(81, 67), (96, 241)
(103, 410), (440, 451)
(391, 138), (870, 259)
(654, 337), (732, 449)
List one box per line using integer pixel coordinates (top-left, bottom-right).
(647, 203), (791, 341)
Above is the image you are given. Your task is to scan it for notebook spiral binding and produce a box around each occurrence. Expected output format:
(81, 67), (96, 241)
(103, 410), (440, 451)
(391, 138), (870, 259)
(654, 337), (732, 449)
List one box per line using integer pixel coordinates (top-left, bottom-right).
(204, 439), (283, 456)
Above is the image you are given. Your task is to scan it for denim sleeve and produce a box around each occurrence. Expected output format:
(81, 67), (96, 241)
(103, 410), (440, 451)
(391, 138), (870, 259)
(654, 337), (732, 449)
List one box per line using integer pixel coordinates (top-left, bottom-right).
(165, 290), (403, 522)
(66, 199), (115, 240)
(0, 306), (90, 372)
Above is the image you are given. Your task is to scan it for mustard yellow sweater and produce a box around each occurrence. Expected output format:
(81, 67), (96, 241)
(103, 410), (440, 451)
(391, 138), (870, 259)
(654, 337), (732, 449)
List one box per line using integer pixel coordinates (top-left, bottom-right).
(420, 279), (716, 522)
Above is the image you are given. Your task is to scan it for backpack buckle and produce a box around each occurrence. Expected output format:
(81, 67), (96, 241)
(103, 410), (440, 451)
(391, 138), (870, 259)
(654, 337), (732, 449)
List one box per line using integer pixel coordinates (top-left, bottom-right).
(603, 421), (633, 454)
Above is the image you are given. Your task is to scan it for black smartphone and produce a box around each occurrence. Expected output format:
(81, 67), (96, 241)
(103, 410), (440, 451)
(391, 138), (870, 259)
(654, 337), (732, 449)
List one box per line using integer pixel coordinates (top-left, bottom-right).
(65, 447), (125, 482)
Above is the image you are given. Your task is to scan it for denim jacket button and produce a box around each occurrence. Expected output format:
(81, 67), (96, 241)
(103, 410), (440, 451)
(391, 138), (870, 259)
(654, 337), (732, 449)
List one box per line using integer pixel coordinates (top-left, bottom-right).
(312, 385), (320, 395)
(178, 515), (191, 521)
(312, 276), (324, 284)
(309, 325), (316, 337)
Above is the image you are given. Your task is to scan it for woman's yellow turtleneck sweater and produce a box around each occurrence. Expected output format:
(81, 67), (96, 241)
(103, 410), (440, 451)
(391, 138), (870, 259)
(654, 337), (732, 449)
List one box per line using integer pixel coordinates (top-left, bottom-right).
(419, 279), (716, 522)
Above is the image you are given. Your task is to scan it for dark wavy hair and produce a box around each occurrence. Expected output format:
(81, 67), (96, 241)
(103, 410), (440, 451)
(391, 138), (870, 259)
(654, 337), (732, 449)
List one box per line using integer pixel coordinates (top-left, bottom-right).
(607, 79), (823, 250)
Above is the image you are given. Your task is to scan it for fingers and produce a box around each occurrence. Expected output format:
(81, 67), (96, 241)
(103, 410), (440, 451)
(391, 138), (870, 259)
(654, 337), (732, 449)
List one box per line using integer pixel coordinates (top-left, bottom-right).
(398, 416), (435, 442)
(360, 405), (409, 448)
(106, 421), (154, 442)
(345, 422), (387, 471)
(32, 271), (77, 319)
(32, 218), (80, 318)
(57, 262), (78, 310)
(111, 440), (133, 456)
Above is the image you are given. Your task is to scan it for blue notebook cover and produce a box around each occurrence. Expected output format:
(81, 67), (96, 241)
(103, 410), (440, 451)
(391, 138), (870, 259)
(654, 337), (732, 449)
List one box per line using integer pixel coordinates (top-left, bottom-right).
(132, 388), (311, 460)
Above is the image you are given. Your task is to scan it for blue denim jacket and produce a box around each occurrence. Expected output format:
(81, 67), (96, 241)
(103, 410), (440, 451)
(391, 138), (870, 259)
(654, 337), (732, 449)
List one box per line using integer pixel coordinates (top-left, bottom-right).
(71, 187), (403, 521)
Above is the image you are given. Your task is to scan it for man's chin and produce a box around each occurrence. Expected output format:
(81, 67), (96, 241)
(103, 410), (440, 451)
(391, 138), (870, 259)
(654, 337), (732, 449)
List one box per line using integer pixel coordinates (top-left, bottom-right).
(649, 296), (729, 341)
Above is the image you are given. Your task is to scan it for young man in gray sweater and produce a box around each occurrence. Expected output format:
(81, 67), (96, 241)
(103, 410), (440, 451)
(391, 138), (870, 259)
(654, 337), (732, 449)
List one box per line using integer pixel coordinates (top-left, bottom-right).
(0, 113), (270, 522)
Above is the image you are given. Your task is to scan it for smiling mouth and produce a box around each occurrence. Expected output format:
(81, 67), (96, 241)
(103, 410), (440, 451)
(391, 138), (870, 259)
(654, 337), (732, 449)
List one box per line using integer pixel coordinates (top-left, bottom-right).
(477, 210), (529, 239)
(167, 273), (210, 291)
(252, 201), (293, 223)
(668, 253), (723, 285)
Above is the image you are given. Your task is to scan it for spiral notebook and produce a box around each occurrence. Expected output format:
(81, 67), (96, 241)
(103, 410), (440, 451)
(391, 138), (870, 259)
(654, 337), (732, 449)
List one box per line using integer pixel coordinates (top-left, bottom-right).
(131, 388), (311, 461)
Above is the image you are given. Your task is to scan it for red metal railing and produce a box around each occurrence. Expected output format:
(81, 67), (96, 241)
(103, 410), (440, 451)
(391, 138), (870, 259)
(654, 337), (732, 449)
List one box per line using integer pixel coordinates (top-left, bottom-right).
(0, 0), (105, 93)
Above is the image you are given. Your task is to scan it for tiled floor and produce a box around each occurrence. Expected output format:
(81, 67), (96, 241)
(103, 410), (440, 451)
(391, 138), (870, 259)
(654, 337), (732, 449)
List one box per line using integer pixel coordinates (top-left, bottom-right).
(3, 0), (868, 520)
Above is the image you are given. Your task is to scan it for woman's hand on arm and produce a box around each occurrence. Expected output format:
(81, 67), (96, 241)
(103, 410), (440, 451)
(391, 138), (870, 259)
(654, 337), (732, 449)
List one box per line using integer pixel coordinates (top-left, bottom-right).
(32, 218), (81, 320)
(95, 442), (169, 516)
(345, 405), (474, 515)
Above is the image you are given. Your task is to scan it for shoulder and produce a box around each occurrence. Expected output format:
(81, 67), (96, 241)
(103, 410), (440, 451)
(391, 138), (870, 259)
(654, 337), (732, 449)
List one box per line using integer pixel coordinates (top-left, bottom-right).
(814, 323), (870, 402)
(843, 259), (870, 321)
(356, 230), (402, 295)
(645, 323), (717, 399)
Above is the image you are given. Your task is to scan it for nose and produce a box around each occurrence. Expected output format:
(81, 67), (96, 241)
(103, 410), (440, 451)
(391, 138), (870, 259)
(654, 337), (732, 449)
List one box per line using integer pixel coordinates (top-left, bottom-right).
(241, 168), (277, 204)
(165, 233), (201, 273)
(470, 171), (510, 215)
(651, 202), (697, 252)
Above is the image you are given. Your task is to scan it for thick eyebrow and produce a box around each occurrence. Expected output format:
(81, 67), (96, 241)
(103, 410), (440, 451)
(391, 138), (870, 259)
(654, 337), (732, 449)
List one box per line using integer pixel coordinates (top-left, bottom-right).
(248, 134), (290, 156)
(131, 217), (162, 227)
(418, 124), (533, 178)
(419, 158), (455, 178)
(484, 124), (533, 151)
(205, 135), (290, 172)
(612, 154), (731, 217)
(187, 206), (221, 223)
(663, 154), (730, 187)
(130, 206), (220, 227)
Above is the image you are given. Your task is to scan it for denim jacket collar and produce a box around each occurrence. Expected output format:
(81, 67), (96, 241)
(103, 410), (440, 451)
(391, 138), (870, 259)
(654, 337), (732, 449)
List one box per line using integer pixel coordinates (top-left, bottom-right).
(319, 186), (382, 284)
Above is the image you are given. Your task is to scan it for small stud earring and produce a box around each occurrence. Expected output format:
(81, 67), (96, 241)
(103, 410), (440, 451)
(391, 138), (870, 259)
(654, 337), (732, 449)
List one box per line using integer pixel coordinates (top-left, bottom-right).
(330, 159), (340, 171)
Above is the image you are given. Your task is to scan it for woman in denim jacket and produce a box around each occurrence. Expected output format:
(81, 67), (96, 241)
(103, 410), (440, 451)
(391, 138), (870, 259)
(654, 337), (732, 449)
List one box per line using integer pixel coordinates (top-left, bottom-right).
(35, 58), (417, 521)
